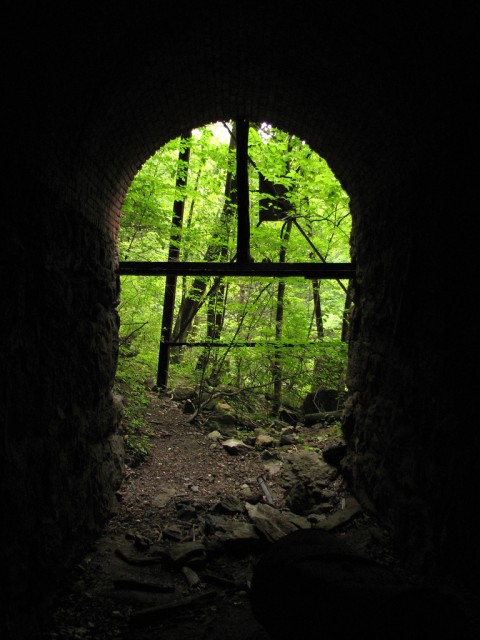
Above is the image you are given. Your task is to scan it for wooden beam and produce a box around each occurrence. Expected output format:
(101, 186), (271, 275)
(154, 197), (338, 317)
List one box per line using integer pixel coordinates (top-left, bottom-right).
(236, 117), (251, 263)
(118, 261), (355, 279)
(164, 341), (324, 347)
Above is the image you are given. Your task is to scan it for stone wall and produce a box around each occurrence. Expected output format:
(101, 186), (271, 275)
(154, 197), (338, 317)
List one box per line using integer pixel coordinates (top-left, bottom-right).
(343, 177), (477, 579)
(2, 181), (124, 639)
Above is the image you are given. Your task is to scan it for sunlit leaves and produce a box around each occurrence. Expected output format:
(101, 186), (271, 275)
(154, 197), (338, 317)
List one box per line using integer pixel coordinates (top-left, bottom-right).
(117, 121), (351, 403)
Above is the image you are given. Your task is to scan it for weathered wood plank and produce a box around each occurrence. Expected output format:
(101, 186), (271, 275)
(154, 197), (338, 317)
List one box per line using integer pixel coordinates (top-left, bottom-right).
(118, 261), (355, 279)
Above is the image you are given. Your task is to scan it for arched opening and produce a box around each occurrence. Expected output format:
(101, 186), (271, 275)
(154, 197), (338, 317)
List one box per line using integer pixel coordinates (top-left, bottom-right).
(115, 120), (353, 461)
(41, 122), (362, 638)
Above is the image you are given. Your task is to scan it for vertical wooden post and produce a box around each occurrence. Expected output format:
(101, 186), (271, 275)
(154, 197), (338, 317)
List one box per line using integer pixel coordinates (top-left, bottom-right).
(235, 117), (251, 263)
(272, 218), (293, 413)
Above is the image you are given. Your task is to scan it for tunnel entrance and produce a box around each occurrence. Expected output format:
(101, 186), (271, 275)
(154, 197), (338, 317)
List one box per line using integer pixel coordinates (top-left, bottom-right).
(42, 115), (477, 639)
(46, 119), (381, 638)
(63, 119), (365, 637)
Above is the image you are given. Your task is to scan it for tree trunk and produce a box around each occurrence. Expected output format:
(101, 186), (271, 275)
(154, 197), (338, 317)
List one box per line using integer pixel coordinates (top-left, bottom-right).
(195, 282), (227, 382)
(170, 123), (237, 360)
(341, 279), (354, 342)
(312, 279), (324, 338)
(156, 133), (191, 388)
(271, 218), (293, 413)
(310, 277), (325, 390)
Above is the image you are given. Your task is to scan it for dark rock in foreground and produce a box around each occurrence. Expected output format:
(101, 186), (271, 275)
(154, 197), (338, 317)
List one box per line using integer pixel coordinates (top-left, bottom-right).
(249, 528), (474, 639)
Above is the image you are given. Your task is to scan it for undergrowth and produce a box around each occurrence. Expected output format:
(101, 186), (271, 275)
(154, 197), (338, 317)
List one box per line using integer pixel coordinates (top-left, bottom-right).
(114, 356), (156, 466)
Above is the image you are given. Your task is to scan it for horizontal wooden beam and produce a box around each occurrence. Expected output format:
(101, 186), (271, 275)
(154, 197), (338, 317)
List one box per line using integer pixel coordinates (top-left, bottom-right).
(165, 341), (321, 347)
(118, 261), (355, 279)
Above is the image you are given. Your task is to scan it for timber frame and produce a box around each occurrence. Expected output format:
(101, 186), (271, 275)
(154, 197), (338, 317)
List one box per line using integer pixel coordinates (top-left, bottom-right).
(118, 260), (355, 279)
(118, 118), (355, 388)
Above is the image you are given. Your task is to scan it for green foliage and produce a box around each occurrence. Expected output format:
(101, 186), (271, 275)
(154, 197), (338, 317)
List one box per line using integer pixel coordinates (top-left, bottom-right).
(114, 346), (155, 465)
(116, 121), (351, 412)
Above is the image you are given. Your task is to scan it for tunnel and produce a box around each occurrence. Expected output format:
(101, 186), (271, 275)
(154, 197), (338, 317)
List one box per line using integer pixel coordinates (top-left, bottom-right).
(2, 3), (477, 638)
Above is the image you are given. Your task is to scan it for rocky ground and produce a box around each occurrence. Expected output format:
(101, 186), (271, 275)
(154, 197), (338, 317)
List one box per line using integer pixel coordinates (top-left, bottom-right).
(36, 388), (478, 639)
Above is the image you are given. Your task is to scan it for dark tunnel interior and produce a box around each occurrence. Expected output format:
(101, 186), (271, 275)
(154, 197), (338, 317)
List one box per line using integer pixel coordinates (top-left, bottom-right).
(2, 3), (478, 638)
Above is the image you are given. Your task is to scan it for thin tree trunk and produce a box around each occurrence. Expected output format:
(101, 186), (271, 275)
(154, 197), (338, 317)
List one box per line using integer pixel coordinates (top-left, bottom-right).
(180, 167), (202, 305)
(170, 123), (237, 359)
(310, 277), (325, 391)
(195, 282), (227, 382)
(234, 281), (247, 387)
(312, 279), (324, 338)
(156, 133), (191, 388)
(341, 279), (354, 342)
(271, 218), (293, 413)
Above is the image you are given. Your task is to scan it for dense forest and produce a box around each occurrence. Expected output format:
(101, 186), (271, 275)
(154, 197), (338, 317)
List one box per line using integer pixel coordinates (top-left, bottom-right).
(115, 121), (352, 458)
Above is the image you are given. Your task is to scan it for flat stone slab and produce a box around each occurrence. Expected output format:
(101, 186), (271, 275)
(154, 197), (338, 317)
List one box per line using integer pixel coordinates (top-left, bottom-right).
(166, 541), (206, 567)
(152, 486), (178, 507)
(245, 502), (308, 542)
(222, 438), (254, 454)
(317, 498), (362, 531)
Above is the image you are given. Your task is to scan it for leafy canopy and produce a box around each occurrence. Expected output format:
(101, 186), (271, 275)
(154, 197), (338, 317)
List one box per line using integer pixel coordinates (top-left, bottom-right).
(116, 121), (351, 450)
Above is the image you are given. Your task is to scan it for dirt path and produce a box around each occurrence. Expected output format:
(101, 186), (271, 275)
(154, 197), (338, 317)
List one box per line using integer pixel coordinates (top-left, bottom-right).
(39, 391), (289, 639)
(40, 390), (477, 639)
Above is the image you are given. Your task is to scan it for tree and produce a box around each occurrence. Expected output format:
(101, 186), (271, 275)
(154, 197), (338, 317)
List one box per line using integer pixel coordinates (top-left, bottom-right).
(157, 132), (191, 388)
(170, 122), (237, 357)
(117, 121), (351, 410)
